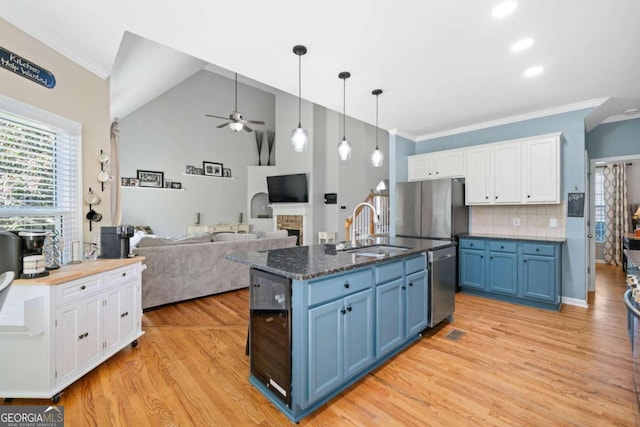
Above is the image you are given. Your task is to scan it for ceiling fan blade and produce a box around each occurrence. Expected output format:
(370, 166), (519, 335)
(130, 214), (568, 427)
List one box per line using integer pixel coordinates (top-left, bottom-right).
(246, 120), (265, 125)
(206, 114), (230, 120)
(243, 125), (254, 132)
(216, 122), (230, 128)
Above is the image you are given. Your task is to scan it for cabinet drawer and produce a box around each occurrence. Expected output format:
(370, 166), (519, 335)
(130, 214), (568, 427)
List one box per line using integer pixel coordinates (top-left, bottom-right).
(522, 243), (555, 257)
(308, 269), (372, 306)
(104, 264), (138, 289)
(489, 241), (517, 253)
(56, 275), (103, 305)
(404, 254), (426, 275)
(375, 261), (404, 284)
(459, 239), (484, 250)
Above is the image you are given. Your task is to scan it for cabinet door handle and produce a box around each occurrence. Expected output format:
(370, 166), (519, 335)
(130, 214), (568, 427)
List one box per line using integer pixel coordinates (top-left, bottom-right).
(527, 195), (531, 198)
(485, 196), (489, 200)
(495, 196), (498, 199)
(480, 255), (483, 259)
(347, 306), (352, 312)
(500, 246), (504, 249)
(536, 248), (540, 252)
(341, 308), (346, 315)
(435, 171), (439, 175)
(470, 243), (473, 247)
(84, 332), (88, 338)
(121, 272), (127, 277)
(254, 283), (260, 287)
(490, 256), (493, 259)
(344, 282), (350, 289)
(524, 259), (528, 263)
(78, 334), (84, 340)
(409, 282), (413, 287)
(80, 285), (86, 290)
(401, 286), (406, 290)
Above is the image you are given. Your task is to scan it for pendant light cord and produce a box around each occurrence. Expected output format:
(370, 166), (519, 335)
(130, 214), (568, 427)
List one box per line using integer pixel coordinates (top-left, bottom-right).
(375, 93), (379, 149)
(343, 77), (346, 139)
(298, 55), (302, 127)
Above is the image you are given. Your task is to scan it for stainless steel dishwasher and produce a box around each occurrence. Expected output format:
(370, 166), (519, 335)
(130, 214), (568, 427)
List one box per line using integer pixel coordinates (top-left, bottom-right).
(428, 245), (456, 327)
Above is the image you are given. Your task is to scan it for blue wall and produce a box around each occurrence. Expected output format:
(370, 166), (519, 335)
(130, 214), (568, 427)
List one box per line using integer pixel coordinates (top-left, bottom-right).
(587, 118), (640, 159)
(393, 108), (593, 302)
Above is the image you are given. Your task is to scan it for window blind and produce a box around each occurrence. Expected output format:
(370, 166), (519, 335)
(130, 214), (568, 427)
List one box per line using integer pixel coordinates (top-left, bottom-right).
(0, 96), (81, 263)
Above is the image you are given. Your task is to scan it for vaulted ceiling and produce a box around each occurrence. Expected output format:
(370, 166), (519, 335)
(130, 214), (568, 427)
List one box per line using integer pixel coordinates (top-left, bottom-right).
(2, 0), (639, 139)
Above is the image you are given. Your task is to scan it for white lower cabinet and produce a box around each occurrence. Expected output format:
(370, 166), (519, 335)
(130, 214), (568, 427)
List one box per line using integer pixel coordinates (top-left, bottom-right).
(0, 260), (144, 401)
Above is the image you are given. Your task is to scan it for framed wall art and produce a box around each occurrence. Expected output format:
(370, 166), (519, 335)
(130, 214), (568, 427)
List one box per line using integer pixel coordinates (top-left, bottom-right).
(137, 170), (164, 188)
(203, 161), (223, 177)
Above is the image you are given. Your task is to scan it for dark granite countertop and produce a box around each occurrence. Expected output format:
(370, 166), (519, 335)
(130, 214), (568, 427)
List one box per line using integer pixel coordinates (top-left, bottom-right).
(226, 236), (455, 280)
(458, 233), (566, 243)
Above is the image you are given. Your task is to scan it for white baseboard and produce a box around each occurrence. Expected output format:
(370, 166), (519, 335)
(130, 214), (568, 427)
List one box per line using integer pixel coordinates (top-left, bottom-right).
(562, 297), (589, 308)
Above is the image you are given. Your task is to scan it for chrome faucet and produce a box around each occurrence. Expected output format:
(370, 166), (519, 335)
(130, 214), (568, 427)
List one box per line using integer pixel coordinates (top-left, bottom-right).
(351, 202), (379, 245)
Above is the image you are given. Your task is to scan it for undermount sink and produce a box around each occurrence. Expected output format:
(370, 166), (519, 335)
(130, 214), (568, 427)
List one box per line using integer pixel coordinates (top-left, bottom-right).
(345, 245), (410, 258)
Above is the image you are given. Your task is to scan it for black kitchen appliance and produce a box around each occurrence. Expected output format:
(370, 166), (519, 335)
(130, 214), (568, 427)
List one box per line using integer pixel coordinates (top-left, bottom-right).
(249, 268), (292, 407)
(100, 225), (134, 259)
(0, 229), (49, 279)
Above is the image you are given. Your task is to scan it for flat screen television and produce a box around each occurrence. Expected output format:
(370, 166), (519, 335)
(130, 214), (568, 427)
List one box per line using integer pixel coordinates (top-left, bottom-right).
(267, 173), (308, 203)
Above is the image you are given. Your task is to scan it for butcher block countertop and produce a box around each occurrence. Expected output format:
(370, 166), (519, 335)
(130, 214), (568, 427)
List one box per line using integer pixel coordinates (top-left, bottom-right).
(12, 256), (145, 286)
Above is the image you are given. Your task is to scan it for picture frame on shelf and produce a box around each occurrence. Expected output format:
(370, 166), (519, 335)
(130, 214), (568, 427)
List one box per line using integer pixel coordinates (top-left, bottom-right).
(203, 161), (223, 177)
(121, 177), (130, 186)
(194, 167), (204, 175)
(129, 178), (139, 187)
(137, 170), (164, 188)
(186, 165), (195, 174)
(172, 182), (182, 189)
(223, 168), (232, 178)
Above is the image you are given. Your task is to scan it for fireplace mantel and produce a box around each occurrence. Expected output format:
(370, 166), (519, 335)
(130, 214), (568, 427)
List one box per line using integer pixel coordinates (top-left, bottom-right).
(270, 204), (310, 245)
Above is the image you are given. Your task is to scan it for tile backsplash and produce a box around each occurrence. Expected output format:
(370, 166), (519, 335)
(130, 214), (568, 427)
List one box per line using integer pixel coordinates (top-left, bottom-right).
(470, 203), (566, 238)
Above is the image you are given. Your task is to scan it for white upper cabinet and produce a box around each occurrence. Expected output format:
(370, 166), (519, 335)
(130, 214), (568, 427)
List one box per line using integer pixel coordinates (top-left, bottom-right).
(464, 133), (562, 206)
(407, 149), (465, 181)
(465, 147), (493, 204)
(522, 135), (561, 204)
(493, 142), (522, 204)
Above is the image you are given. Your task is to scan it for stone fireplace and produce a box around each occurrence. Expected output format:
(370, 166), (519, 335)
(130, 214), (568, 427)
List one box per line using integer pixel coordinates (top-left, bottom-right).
(270, 204), (309, 246)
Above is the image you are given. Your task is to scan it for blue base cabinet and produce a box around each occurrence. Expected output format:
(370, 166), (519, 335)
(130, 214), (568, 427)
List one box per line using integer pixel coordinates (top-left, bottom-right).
(258, 252), (431, 423)
(459, 237), (562, 310)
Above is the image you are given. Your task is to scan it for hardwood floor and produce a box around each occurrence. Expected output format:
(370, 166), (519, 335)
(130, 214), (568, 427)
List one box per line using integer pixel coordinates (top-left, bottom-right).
(3, 264), (638, 426)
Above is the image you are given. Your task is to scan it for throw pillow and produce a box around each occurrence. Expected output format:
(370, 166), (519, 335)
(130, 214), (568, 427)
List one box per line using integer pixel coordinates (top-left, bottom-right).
(213, 233), (258, 242)
(256, 229), (289, 239)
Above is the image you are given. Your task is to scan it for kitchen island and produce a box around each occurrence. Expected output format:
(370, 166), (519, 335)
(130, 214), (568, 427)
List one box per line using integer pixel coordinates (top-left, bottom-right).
(227, 237), (454, 422)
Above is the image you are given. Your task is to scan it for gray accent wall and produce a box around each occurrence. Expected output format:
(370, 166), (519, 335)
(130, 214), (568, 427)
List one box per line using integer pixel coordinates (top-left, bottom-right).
(119, 70), (275, 236)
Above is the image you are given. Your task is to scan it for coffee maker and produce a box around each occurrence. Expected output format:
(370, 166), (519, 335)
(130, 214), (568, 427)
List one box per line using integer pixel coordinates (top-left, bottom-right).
(100, 225), (134, 259)
(0, 230), (49, 279)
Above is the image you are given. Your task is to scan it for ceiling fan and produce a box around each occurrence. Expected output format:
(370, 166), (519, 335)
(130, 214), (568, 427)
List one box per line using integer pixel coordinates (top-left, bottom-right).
(206, 73), (265, 132)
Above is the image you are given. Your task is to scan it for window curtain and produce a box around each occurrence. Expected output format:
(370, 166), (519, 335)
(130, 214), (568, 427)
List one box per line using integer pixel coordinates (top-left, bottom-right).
(110, 119), (121, 225)
(602, 163), (628, 265)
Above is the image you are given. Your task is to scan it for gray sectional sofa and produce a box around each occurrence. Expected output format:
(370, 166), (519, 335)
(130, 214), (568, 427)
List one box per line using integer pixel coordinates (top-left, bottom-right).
(133, 231), (296, 309)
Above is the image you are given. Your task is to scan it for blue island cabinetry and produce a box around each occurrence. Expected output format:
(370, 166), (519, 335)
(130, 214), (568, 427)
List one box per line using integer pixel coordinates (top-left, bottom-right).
(254, 252), (429, 423)
(459, 237), (562, 310)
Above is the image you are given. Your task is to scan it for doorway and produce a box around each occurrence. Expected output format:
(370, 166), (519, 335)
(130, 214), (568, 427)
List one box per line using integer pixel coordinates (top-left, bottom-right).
(589, 156), (640, 294)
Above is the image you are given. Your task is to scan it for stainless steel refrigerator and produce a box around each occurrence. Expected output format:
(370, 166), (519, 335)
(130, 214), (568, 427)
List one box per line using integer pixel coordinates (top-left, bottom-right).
(396, 178), (468, 240)
(396, 178), (469, 320)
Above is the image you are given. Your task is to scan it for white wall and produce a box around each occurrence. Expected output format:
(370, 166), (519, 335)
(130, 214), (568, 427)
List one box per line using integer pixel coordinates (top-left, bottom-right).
(119, 70), (275, 236)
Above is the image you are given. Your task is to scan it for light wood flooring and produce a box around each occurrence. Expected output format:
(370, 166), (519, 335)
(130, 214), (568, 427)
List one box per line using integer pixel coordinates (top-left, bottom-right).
(3, 264), (638, 426)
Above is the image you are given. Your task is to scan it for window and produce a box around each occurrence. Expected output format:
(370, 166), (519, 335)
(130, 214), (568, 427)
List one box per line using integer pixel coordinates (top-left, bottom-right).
(0, 95), (81, 262)
(594, 167), (605, 243)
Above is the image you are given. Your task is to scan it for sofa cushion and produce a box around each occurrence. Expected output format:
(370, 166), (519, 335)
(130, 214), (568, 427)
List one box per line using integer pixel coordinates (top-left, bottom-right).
(213, 233), (258, 242)
(256, 229), (289, 239)
(138, 233), (212, 247)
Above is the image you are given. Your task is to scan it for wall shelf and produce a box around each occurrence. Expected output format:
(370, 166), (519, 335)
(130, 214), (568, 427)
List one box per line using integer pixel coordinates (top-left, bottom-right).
(122, 186), (184, 191)
(182, 173), (235, 180)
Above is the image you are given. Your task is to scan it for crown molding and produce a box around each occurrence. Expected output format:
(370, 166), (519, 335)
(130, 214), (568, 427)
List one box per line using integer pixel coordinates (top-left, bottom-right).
(600, 112), (640, 125)
(387, 128), (418, 141)
(2, 9), (111, 79)
(415, 98), (608, 142)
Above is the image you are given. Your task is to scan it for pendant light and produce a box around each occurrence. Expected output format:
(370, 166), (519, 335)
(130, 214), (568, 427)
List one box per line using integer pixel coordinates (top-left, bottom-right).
(370, 89), (384, 167)
(291, 45), (308, 152)
(337, 71), (352, 161)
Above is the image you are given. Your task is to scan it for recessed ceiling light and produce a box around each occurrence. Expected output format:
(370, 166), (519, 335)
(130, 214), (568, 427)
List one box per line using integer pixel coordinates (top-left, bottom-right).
(623, 108), (640, 115)
(492, 1), (518, 18)
(523, 66), (544, 77)
(511, 37), (535, 53)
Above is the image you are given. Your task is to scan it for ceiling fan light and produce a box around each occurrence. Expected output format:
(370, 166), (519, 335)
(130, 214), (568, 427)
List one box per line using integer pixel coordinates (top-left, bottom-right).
(229, 122), (243, 132)
(291, 125), (308, 152)
(338, 137), (351, 161)
(371, 148), (384, 167)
